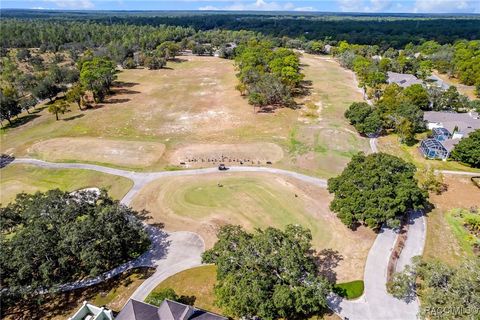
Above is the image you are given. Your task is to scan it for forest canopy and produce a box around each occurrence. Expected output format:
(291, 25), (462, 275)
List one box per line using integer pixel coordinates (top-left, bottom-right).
(1, 10), (480, 48)
(0, 189), (150, 301)
(327, 152), (428, 229)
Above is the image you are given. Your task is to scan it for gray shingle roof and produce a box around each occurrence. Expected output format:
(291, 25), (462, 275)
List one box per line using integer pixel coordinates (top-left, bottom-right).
(116, 299), (227, 320)
(387, 72), (422, 88)
(441, 139), (460, 152)
(116, 299), (161, 320)
(424, 111), (480, 136)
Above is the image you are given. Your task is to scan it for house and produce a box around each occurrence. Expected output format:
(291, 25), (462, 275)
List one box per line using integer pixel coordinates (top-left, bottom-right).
(424, 111), (480, 139)
(68, 301), (114, 320)
(431, 127), (451, 141)
(116, 299), (227, 320)
(387, 71), (423, 88)
(426, 74), (450, 90)
(420, 111), (480, 160)
(420, 138), (450, 160)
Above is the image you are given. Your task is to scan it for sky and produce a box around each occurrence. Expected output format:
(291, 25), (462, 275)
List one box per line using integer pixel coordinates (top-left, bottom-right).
(1, 0), (479, 14)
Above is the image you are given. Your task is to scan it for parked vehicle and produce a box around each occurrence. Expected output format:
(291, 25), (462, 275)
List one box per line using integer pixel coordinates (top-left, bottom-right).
(218, 163), (227, 171)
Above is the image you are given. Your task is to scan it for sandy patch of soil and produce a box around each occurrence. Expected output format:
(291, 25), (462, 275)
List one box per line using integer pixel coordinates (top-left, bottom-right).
(169, 143), (284, 167)
(29, 137), (165, 167)
(430, 175), (480, 211)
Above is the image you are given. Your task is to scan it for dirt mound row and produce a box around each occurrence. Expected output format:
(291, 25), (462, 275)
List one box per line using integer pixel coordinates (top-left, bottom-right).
(169, 143), (284, 167)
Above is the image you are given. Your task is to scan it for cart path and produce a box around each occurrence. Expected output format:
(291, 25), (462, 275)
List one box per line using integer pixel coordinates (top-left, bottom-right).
(327, 211), (426, 320)
(11, 158), (431, 319)
(12, 158), (328, 205)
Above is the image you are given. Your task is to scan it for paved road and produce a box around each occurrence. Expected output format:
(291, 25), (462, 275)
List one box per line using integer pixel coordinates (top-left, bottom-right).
(11, 158), (434, 318)
(129, 231), (204, 302)
(369, 137), (379, 153)
(326, 125), (425, 319)
(13, 158), (328, 201)
(11, 158), (327, 297)
(327, 214), (424, 320)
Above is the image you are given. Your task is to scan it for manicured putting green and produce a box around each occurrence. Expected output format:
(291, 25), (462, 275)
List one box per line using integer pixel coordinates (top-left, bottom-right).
(159, 175), (331, 245)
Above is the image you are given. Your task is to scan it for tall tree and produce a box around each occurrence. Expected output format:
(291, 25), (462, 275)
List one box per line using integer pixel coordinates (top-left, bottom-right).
(328, 152), (427, 228)
(0, 87), (21, 125)
(66, 84), (85, 110)
(32, 77), (60, 102)
(48, 99), (69, 120)
(0, 189), (150, 302)
(80, 57), (117, 103)
(203, 225), (332, 319)
(344, 102), (383, 135)
(450, 129), (480, 167)
(403, 84), (430, 110)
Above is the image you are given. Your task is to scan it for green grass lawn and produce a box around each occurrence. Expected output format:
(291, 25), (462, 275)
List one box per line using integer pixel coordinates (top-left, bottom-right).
(445, 209), (479, 258)
(144, 175), (333, 248)
(148, 264), (344, 319)
(334, 280), (365, 300)
(147, 265), (219, 313)
(378, 134), (480, 173)
(1, 55), (371, 178)
(0, 164), (133, 205)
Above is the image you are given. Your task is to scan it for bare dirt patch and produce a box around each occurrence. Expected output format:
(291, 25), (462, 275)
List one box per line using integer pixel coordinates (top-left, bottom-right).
(169, 142), (284, 167)
(424, 175), (480, 265)
(131, 173), (375, 281)
(28, 137), (165, 167)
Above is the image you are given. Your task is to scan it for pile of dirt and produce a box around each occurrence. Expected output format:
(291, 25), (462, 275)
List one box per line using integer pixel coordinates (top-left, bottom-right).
(169, 143), (284, 167)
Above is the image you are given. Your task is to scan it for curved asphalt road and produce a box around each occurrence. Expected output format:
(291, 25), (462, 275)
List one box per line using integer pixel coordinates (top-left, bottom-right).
(11, 158), (327, 302)
(10, 158), (438, 318)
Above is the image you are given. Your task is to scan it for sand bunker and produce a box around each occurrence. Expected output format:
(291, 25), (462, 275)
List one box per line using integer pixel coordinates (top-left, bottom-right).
(169, 143), (284, 167)
(29, 137), (165, 167)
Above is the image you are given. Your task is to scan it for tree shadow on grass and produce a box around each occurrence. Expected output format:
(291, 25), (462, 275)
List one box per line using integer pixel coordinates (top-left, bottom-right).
(113, 88), (141, 95)
(1, 114), (40, 130)
(1, 267), (156, 319)
(114, 81), (139, 88)
(315, 249), (343, 283)
(63, 114), (85, 121)
(179, 295), (196, 306)
(170, 57), (188, 63)
(103, 98), (131, 104)
(31, 105), (47, 114)
(295, 79), (313, 97)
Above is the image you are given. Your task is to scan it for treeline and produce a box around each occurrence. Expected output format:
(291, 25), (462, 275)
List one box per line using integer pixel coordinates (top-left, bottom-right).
(334, 40), (480, 98)
(234, 41), (303, 109)
(415, 40), (480, 89)
(0, 47), (119, 123)
(2, 11), (480, 48)
(0, 50), (79, 124)
(0, 189), (150, 305)
(345, 84), (477, 144)
(0, 19), (260, 55)
(0, 21), (260, 124)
